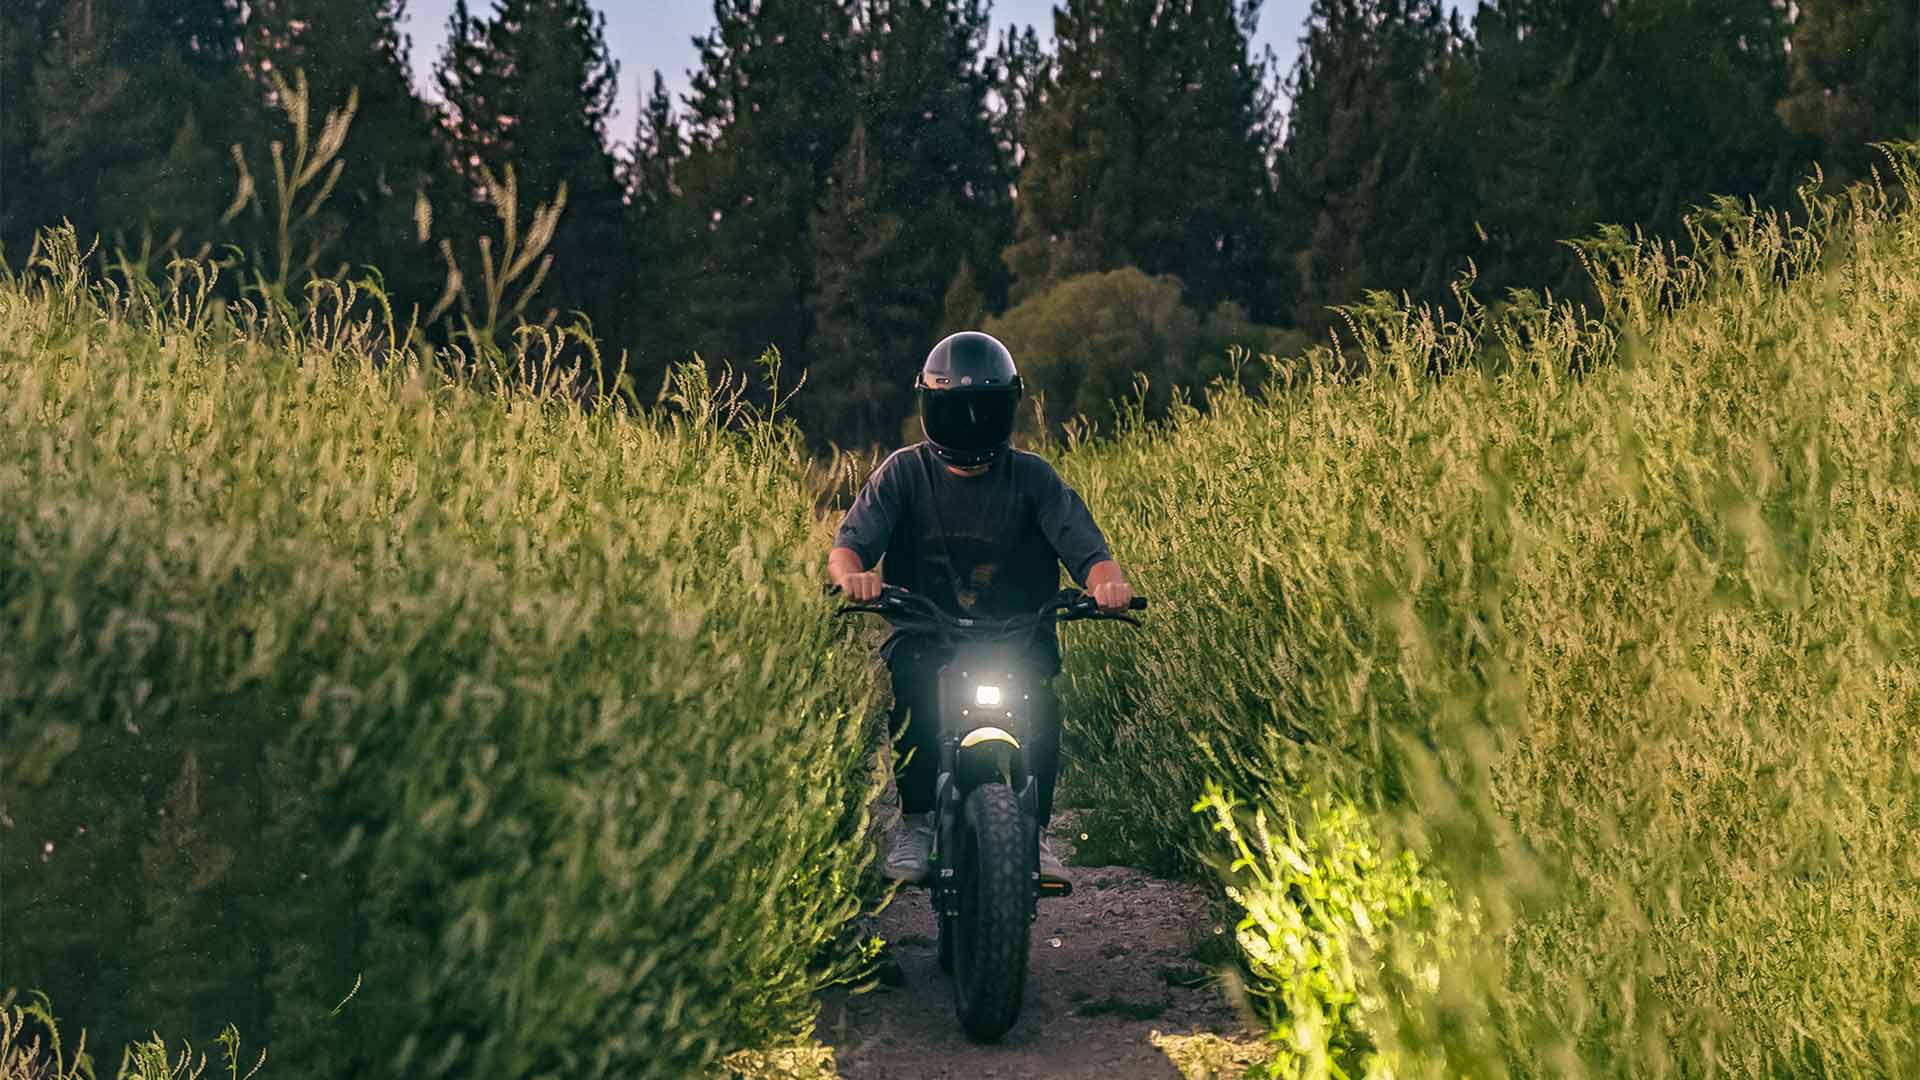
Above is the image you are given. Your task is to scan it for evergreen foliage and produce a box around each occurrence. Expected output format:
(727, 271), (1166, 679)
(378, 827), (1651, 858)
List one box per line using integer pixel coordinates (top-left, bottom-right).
(1777, 0), (1920, 184)
(667, 0), (861, 383)
(803, 119), (913, 450)
(1277, 0), (1472, 332)
(1006, 0), (1285, 321)
(938, 255), (990, 337)
(796, 0), (1012, 449)
(625, 72), (691, 394)
(990, 24), (1050, 174)
(1479, 0), (1801, 298)
(244, 0), (443, 304)
(0, 0), (61, 258)
(23, 0), (253, 257)
(434, 0), (630, 334)
(626, 72), (686, 225)
(0, 0), (1898, 450)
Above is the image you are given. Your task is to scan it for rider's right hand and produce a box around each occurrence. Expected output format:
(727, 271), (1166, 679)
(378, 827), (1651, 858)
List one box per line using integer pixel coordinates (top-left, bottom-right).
(843, 571), (885, 603)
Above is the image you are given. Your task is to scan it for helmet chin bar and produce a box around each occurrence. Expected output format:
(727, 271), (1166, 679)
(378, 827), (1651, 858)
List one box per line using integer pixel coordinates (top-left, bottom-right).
(920, 412), (1009, 467)
(926, 438), (1007, 468)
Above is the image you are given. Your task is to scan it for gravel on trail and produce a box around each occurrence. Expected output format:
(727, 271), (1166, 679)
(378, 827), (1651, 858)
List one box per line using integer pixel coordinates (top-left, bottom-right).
(815, 815), (1267, 1080)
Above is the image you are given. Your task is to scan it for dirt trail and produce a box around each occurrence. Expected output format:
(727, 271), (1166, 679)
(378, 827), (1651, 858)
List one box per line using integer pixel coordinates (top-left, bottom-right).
(816, 815), (1264, 1080)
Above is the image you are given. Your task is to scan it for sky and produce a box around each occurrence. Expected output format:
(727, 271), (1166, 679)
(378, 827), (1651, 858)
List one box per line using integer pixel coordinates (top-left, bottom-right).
(402, 0), (1323, 139)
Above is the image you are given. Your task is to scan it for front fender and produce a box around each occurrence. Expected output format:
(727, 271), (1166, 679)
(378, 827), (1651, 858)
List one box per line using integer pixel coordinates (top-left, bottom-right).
(954, 727), (1019, 790)
(960, 726), (1019, 750)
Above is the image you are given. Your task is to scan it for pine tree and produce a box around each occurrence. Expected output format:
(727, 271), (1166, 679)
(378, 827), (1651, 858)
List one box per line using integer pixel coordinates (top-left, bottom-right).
(1005, 0), (1285, 321)
(1279, 0), (1474, 329)
(243, 0), (442, 298)
(1778, 0), (1919, 184)
(1585, 0), (1798, 237)
(24, 0), (252, 255)
(625, 72), (689, 393)
(0, 0), (62, 258)
(1453, 0), (1596, 301)
(938, 256), (989, 336)
(667, 0), (861, 380)
(991, 24), (1049, 175)
(28, 1), (133, 236)
(1465, 0), (1800, 300)
(628, 73), (685, 222)
(434, 0), (630, 335)
(803, 119), (914, 448)
(787, 0), (1014, 448)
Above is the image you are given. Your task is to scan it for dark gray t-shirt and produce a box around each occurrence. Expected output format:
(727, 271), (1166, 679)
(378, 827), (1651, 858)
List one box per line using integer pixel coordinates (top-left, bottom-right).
(834, 442), (1113, 668)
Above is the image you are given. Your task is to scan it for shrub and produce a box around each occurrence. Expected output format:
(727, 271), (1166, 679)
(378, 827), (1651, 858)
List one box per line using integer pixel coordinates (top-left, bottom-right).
(983, 266), (1303, 436)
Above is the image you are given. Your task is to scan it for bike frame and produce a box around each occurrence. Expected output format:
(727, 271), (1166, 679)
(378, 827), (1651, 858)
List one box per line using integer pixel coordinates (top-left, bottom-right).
(836, 586), (1144, 914)
(931, 641), (1054, 915)
(836, 583), (1146, 1040)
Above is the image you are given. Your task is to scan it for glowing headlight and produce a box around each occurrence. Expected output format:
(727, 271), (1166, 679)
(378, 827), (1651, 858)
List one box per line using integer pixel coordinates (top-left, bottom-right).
(974, 684), (1002, 707)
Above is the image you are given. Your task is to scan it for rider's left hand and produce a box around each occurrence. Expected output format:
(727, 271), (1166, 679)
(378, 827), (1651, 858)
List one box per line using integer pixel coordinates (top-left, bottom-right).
(1091, 578), (1134, 612)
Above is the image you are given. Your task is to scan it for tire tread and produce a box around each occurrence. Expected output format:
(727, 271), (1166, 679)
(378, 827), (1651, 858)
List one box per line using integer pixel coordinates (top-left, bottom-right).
(953, 783), (1030, 1041)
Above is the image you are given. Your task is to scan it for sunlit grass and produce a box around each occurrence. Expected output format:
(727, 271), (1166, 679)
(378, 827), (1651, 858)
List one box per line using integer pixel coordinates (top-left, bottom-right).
(0, 229), (880, 1076)
(1059, 148), (1920, 1077)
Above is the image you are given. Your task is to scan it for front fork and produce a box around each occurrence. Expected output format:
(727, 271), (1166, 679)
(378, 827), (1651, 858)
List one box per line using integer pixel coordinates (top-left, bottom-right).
(931, 747), (1045, 922)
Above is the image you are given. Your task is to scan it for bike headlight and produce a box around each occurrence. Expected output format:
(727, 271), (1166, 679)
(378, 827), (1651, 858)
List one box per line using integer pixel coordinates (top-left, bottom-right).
(974, 684), (1002, 707)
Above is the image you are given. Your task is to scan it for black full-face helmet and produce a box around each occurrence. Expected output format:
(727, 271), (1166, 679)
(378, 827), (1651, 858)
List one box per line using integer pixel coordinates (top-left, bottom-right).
(916, 331), (1024, 468)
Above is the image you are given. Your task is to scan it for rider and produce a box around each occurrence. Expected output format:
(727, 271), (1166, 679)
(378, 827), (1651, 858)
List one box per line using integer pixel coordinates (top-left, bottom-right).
(827, 331), (1135, 887)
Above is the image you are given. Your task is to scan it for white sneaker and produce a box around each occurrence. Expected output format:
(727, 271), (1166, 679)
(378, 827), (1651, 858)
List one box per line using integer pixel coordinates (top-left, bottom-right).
(883, 814), (934, 883)
(1038, 836), (1070, 886)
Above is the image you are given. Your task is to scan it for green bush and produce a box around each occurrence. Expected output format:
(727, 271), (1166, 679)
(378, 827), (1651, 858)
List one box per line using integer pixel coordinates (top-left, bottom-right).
(0, 233), (879, 1076)
(983, 266), (1304, 436)
(1057, 151), (1920, 1075)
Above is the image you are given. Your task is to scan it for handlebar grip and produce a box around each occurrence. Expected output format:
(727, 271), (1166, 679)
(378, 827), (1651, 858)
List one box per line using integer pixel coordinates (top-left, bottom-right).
(1128, 596), (1148, 611)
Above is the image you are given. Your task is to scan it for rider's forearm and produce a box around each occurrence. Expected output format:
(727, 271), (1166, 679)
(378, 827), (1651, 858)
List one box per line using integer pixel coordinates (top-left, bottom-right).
(827, 546), (867, 588)
(1086, 559), (1126, 588)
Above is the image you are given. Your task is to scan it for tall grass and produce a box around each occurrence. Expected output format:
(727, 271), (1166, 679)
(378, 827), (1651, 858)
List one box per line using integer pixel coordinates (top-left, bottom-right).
(1057, 149), (1920, 1076)
(1, 993), (265, 1080)
(10, 131), (1920, 1078)
(220, 70), (358, 302)
(0, 230), (879, 1076)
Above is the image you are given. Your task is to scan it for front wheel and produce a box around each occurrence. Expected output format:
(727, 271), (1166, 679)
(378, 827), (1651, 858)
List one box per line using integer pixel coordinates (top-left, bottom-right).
(950, 783), (1032, 1042)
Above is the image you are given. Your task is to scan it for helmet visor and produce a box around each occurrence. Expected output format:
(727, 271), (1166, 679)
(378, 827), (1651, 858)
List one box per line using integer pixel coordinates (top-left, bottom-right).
(922, 387), (1019, 453)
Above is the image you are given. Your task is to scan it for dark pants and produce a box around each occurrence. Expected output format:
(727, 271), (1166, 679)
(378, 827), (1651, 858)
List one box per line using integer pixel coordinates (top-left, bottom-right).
(887, 640), (1062, 824)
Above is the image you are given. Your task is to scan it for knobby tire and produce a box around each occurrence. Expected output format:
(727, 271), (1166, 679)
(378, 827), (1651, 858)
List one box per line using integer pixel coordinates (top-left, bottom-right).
(951, 782), (1030, 1042)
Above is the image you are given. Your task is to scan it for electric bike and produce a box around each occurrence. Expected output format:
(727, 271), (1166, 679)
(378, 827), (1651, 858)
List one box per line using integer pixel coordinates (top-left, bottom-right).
(838, 585), (1147, 1042)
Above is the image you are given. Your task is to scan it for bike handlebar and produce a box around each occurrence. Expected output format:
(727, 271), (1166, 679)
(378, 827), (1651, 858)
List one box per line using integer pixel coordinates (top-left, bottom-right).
(828, 583), (1149, 639)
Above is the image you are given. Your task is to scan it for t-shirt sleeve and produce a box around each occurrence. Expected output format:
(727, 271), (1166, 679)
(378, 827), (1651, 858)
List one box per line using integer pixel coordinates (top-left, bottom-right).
(1026, 456), (1114, 586)
(833, 453), (905, 567)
